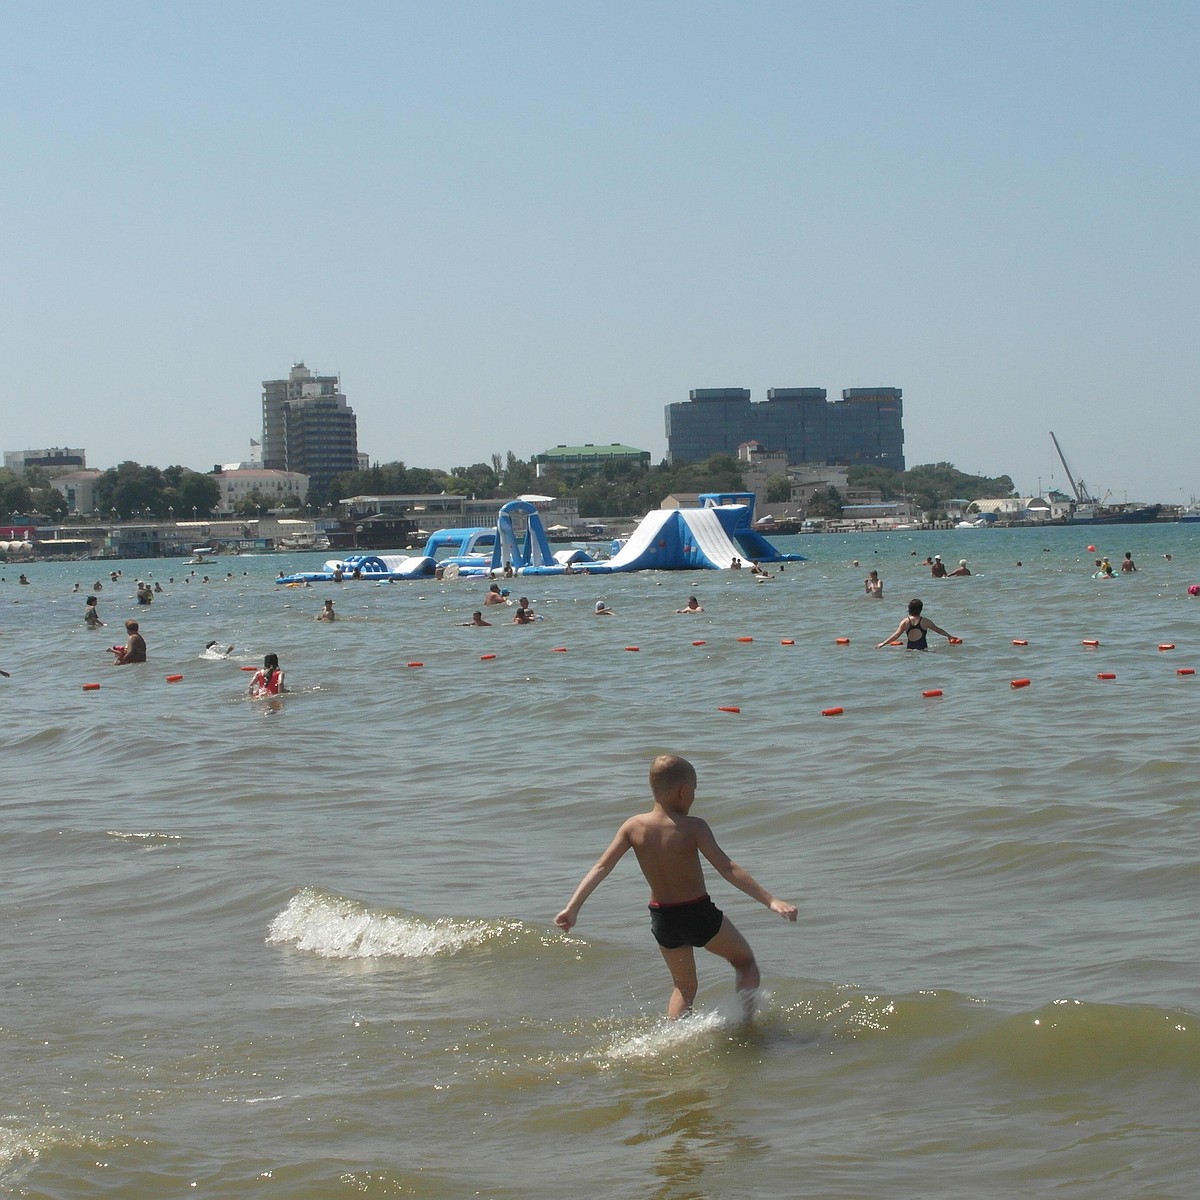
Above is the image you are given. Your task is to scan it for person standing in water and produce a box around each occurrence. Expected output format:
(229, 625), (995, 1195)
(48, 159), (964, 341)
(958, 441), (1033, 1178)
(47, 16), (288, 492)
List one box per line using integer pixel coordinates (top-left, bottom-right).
(877, 598), (955, 650)
(249, 653), (284, 697)
(555, 754), (797, 1019)
(109, 620), (146, 664)
(84, 595), (105, 627)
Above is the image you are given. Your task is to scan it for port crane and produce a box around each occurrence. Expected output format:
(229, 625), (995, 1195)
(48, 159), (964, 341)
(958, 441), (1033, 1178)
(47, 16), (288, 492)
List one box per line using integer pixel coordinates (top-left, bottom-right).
(1049, 432), (1095, 505)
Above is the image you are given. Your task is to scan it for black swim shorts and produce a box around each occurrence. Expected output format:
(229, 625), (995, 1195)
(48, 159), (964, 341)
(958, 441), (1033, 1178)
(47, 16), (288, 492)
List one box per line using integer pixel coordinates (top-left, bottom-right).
(648, 894), (725, 949)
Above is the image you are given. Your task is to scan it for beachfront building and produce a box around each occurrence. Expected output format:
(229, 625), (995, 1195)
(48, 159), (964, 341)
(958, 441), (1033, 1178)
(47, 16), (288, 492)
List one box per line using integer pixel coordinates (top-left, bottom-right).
(212, 467), (309, 515)
(261, 364), (358, 499)
(736, 441), (789, 506)
(665, 387), (904, 470)
(4, 447), (87, 474)
(49, 468), (104, 515)
(971, 496), (1073, 522)
(534, 443), (651, 478)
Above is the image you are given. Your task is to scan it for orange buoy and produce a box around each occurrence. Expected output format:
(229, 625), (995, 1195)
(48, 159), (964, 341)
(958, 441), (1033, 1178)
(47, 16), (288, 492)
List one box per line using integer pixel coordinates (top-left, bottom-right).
(821, 706), (844, 716)
(922, 689), (943, 698)
(780, 639), (795, 646)
(835, 637), (850, 645)
(480, 653), (496, 661)
(1158, 643), (1176, 651)
(948, 636), (963, 645)
(1087, 544), (1096, 552)
(165, 674), (184, 683)
(407, 661), (423, 668)
(552, 647), (567, 652)
(1082, 640), (1100, 648)
(1012, 639), (1028, 646)
(625, 646), (640, 652)
(717, 705), (741, 713)
(1096, 672), (1116, 680)
(737, 636), (754, 643)
(82, 682), (101, 691)
(1010, 678), (1032, 689)
(692, 640), (707, 646)
(240, 665), (257, 671)
(1177, 667), (1196, 676)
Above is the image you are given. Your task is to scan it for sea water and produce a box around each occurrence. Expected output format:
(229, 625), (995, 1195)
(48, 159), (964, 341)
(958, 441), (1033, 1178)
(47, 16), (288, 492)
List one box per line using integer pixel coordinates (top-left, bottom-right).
(2, 524), (1198, 1199)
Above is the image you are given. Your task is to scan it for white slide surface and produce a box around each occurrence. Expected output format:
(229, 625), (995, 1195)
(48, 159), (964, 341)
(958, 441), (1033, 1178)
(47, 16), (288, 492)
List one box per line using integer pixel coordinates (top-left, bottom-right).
(677, 507), (744, 568)
(604, 509), (678, 569)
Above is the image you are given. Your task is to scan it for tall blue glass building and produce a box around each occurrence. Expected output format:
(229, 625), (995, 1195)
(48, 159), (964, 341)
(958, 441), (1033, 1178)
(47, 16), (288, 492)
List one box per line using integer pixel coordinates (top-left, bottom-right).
(665, 387), (904, 469)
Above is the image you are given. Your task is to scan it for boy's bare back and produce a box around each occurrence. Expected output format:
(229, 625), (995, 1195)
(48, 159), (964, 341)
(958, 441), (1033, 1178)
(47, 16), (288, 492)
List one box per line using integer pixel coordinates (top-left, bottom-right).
(622, 809), (724, 905)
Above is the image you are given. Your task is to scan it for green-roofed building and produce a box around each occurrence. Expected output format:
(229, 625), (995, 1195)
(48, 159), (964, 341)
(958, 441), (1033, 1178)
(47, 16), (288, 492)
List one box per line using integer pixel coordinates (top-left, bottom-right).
(535, 443), (651, 477)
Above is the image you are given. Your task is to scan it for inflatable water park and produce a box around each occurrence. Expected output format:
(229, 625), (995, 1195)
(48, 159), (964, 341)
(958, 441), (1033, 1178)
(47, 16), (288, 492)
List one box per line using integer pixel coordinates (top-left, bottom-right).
(276, 493), (806, 583)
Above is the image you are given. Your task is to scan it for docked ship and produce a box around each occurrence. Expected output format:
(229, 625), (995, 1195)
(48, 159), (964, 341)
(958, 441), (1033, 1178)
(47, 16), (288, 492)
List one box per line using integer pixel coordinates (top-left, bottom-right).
(1068, 502), (1162, 524)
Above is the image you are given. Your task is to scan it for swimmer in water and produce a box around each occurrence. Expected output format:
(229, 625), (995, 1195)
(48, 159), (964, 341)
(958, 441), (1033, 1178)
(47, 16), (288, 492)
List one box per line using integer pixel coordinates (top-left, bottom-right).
(555, 754), (797, 1019)
(876, 598), (954, 651)
(249, 653), (284, 697)
(109, 620), (147, 664)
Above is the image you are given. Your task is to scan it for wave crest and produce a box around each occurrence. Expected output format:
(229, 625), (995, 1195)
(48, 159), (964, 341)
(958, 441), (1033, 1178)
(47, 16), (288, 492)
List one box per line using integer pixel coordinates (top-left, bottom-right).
(266, 887), (528, 960)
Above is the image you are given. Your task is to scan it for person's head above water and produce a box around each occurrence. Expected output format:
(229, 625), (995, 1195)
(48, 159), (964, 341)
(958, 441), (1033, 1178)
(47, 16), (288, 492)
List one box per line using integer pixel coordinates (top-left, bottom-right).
(263, 653), (279, 671)
(908, 598), (924, 616)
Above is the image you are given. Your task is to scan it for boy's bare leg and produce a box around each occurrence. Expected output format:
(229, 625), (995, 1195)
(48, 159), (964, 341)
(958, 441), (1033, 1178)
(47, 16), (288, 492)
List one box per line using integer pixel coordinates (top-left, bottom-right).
(658, 945), (699, 1019)
(703, 918), (760, 997)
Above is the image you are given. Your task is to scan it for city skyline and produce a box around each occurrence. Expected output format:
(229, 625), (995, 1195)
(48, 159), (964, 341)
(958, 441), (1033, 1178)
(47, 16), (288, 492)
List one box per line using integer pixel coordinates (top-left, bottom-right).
(5, 3), (1197, 504)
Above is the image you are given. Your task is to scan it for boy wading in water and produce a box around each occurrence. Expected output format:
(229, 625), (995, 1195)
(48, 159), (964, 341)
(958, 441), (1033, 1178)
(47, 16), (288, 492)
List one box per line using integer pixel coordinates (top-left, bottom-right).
(555, 755), (797, 1019)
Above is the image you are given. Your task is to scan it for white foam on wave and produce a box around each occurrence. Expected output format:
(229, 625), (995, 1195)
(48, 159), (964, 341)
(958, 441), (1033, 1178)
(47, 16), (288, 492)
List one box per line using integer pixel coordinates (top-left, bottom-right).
(0, 1125), (38, 1172)
(105, 830), (182, 846)
(605, 1008), (729, 1060)
(603, 990), (774, 1061)
(0, 1122), (86, 1188)
(266, 887), (522, 959)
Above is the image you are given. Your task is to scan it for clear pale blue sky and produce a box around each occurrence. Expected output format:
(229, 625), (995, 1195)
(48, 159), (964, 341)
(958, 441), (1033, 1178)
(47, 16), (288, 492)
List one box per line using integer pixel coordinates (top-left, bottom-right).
(4, 1), (1197, 502)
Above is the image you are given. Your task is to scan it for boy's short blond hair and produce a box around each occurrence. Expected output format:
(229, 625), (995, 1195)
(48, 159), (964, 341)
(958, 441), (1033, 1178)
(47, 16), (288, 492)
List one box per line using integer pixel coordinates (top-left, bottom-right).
(649, 754), (696, 795)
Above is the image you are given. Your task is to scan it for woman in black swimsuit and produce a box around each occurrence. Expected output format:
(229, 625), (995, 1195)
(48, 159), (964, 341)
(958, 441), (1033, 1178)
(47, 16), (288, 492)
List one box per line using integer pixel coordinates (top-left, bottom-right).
(877, 598), (955, 650)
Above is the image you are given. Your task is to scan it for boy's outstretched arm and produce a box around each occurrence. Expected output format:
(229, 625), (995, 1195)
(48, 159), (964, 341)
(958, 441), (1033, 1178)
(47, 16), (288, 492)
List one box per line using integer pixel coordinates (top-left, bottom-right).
(696, 822), (798, 921)
(555, 824), (632, 932)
